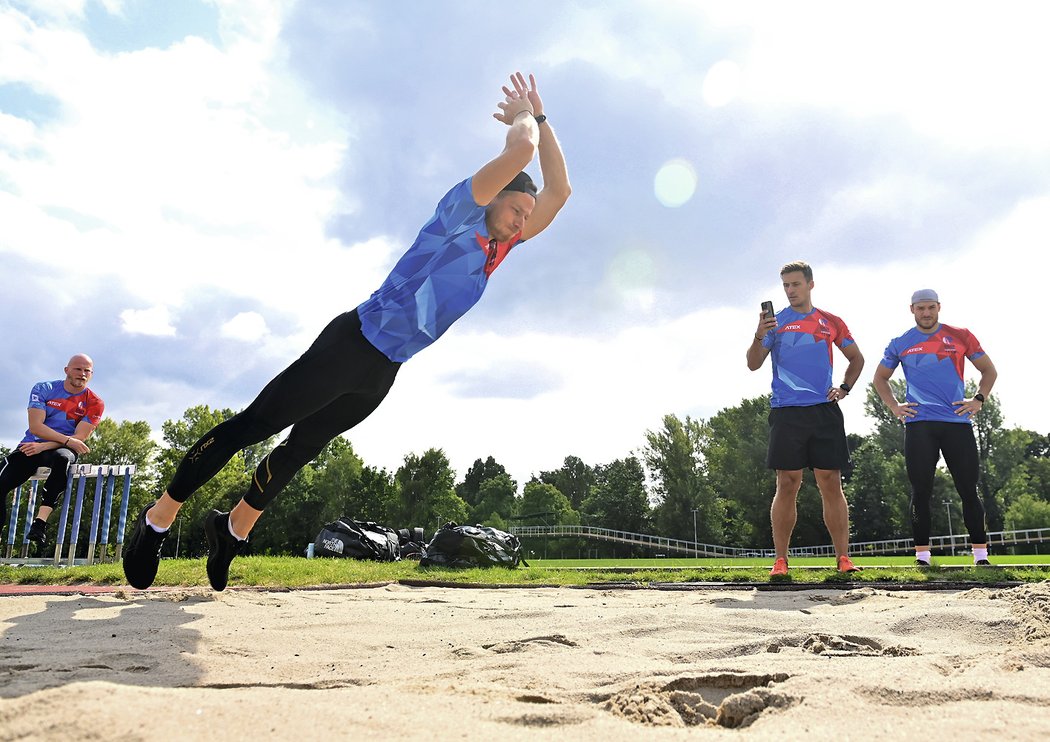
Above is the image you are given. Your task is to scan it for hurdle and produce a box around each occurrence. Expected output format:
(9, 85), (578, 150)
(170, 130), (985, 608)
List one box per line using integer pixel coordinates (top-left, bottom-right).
(2, 464), (136, 566)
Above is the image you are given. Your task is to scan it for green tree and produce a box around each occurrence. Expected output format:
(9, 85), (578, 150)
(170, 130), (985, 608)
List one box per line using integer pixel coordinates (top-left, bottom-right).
(845, 440), (909, 542)
(455, 456), (508, 509)
(394, 448), (468, 531)
(310, 437), (365, 515)
(700, 396), (776, 548)
(1003, 492), (1050, 530)
(345, 465), (401, 526)
(863, 380), (907, 457)
(583, 457), (650, 534)
(79, 418), (160, 518)
(471, 472), (518, 525)
(516, 480), (580, 559)
(968, 382), (1005, 530)
(1025, 456), (1050, 501)
(644, 413), (725, 544)
(519, 481), (578, 526)
(538, 455), (595, 510)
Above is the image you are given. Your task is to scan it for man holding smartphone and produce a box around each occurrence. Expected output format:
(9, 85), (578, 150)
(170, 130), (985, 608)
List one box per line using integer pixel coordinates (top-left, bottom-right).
(872, 289), (997, 567)
(747, 261), (864, 575)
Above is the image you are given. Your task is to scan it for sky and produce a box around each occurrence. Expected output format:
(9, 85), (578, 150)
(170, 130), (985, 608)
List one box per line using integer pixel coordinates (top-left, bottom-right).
(1, 0), (1048, 490)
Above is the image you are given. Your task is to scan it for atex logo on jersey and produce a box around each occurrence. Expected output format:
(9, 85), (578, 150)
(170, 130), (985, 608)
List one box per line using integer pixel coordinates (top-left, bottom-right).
(784, 324), (802, 330)
(46, 398), (86, 411)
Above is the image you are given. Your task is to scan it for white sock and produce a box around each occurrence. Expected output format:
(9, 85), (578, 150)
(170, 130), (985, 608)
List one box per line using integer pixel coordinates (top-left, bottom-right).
(973, 547), (988, 562)
(227, 517), (246, 542)
(145, 513), (169, 534)
(916, 550), (931, 563)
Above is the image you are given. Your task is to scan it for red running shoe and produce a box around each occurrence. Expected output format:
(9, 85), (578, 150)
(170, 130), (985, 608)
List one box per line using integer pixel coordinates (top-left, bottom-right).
(837, 555), (861, 573)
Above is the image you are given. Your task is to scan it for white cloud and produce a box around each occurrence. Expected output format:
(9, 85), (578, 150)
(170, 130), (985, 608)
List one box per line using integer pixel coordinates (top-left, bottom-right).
(702, 60), (742, 108)
(709, 0), (1050, 149)
(120, 305), (176, 336)
(539, 1), (1050, 151)
(220, 311), (269, 341)
(0, 2), (349, 319)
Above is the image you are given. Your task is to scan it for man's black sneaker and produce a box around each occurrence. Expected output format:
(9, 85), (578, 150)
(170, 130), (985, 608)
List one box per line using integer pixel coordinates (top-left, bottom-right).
(122, 505), (169, 589)
(26, 519), (47, 547)
(975, 559), (993, 566)
(204, 510), (245, 592)
(915, 559), (931, 568)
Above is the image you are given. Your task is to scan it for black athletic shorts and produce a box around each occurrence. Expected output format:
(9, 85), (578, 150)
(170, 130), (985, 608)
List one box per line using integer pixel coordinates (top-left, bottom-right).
(766, 402), (850, 471)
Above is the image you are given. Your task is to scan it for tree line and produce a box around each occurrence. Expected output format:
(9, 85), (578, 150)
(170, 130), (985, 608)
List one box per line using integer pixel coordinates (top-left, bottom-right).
(6, 384), (1047, 558)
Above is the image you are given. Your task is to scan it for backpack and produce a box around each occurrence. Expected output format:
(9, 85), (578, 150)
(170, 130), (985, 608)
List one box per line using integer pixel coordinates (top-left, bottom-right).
(313, 519), (401, 561)
(397, 527), (427, 560)
(419, 522), (528, 568)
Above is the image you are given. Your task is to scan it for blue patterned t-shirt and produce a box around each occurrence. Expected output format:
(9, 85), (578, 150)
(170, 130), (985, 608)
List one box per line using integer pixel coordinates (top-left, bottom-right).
(357, 178), (522, 362)
(761, 306), (855, 408)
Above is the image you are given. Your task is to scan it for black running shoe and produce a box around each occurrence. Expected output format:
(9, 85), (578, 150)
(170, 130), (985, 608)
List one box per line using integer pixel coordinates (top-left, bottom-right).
(975, 559), (993, 566)
(122, 505), (169, 589)
(204, 510), (245, 592)
(26, 519), (47, 547)
(915, 559), (931, 568)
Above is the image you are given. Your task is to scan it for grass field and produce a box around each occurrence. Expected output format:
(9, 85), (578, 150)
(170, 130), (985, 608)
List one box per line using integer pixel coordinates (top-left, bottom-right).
(534, 554), (1050, 569)
(1, 554), (1048, 590)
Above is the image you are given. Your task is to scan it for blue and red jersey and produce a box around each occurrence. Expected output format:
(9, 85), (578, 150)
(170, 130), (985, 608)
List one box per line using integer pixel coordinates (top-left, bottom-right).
(761, 307), (855, 408)
(880, 323), (985, 424)
(357, 178), (522, 362)
(22, 381), (105, 443)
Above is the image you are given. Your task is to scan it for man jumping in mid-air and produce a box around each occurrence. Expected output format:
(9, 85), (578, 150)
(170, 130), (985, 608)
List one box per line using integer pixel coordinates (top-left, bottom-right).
(123, 72), (570, 591)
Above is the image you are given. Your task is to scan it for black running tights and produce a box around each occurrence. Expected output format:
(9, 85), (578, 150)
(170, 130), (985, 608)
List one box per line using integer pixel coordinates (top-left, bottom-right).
(166, 310), (400, 510)
(905, 421), (987, 546)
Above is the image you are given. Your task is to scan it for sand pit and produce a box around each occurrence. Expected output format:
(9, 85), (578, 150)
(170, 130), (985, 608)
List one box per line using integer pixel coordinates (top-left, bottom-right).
(2, 582), (1049, 740)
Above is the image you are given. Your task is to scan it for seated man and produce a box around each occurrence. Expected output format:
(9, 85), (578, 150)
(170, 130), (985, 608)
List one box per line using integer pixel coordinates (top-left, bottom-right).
(0, 354), (104, 551)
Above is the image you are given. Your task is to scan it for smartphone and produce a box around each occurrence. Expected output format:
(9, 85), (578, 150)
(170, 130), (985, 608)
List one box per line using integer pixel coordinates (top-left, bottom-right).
(761, 300), (774, 320)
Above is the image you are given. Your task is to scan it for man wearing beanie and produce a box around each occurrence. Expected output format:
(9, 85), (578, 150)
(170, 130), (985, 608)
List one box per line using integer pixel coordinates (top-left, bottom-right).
(123, 72), (570, 592)
(873, 290), (997, 567)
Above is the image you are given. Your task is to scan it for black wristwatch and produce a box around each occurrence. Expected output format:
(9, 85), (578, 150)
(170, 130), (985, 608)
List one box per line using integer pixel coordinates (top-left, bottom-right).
(974, 392), (985, 403)
(839, 383), (851, 393)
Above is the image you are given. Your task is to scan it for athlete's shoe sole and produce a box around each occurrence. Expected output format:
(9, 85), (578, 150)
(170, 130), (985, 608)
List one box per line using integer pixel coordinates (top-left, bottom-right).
(122, 505), (169, 589)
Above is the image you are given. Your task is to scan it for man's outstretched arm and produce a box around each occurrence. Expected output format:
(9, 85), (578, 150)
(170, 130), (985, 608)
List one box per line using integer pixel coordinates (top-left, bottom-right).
(472, 72), (539, 207)
(517, 74), (571, 240)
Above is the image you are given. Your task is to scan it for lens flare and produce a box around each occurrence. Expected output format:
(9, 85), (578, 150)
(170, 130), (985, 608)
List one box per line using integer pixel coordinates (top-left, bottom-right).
(654, 159), (697, 208)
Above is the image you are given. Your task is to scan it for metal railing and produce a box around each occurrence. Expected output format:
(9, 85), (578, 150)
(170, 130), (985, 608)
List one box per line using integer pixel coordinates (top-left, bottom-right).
(509, 524), (1050, 557)
(3, 464), (136, 566)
